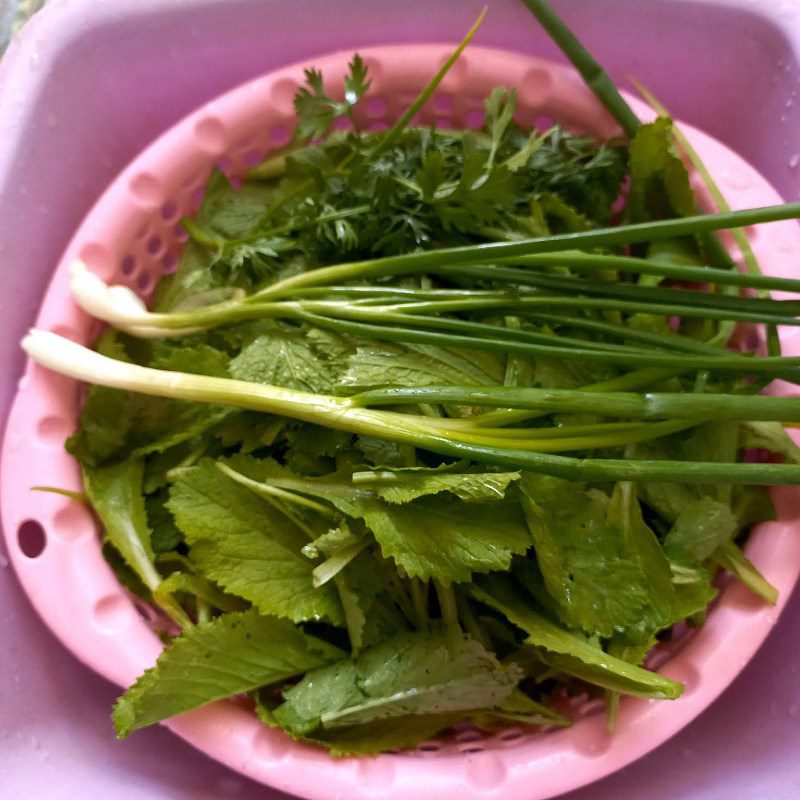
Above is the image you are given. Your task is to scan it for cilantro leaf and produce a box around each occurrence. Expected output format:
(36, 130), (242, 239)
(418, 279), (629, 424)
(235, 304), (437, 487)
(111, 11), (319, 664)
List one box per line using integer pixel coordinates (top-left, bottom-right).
(343, 54), (371, 106)
(294, 55), (371, 140)
(113, 610), (344, 737)
(484, 87), (518, 166)
(416, 150), (448, 201)
(167, 460), (343, 624)
(521, 127), (628, 223)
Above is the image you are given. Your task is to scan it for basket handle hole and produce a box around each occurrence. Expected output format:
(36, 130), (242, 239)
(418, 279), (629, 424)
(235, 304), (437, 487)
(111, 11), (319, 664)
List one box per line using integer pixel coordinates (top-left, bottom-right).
(18, 519), (46, 558)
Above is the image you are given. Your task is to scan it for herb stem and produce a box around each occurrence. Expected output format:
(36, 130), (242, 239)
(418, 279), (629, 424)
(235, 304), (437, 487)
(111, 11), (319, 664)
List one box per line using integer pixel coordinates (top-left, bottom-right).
(216, 463), (340, 520)
(519, 0), (641, 137)
(409, 579), (430, 630)
(370, 8), (488, 158)
(504, 251), (800, 293)
(435, 582), (461, 636)
(351, 385), (800, 422)
(291, 310), (800, 379)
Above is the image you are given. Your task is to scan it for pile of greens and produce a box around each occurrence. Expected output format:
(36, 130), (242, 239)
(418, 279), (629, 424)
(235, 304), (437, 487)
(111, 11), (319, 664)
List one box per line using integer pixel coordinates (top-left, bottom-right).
(24, 1), (800, 754)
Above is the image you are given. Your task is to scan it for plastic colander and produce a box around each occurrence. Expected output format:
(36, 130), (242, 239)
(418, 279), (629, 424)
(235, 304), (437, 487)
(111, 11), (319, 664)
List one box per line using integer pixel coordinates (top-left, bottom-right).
(3, 43), (800, 800)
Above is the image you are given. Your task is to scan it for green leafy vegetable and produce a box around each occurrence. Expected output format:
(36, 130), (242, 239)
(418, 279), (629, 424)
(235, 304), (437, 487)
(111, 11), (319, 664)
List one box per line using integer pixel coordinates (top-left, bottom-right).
(294, 54), (372, 140)
(472, 575), (683, 699)
(519, 474), (676, 636)
(168, 460), (343, 624)
(23, 5), (798, 756)
(272, 628), (522, 751)
(627, 117), (696, 223)
(114, 610), (343, 737)
(346, 494), (533, 584)
(352, 464), (521, 503)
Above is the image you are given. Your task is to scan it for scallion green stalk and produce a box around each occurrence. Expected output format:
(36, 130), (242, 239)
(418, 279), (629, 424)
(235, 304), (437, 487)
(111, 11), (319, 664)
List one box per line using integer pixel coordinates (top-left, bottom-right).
(21, 330), (800, 486)
(351, 385), (800, 422)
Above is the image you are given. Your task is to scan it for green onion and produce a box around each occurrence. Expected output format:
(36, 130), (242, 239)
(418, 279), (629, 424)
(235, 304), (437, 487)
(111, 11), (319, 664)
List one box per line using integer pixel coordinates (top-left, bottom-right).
(351, 385), (800, 421)
(21, 330), (800, 486)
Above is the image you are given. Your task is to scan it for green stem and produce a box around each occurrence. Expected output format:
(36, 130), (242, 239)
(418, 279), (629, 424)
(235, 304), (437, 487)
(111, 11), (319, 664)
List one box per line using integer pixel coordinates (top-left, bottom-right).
(471, 367), (678, 429)
(409, 579), (430, 630)
(352, 385), (800, 421)
(427, 268), (800, 318)
(251, 202), (800, 300)
(370, 8), (488, 158)
(520, 0), (640, 137)
(308, 302), (656, 354)
(292, 310), (800, 379)
(506, 251), (800, 293)
(216, 463), (340, 520)
(715, 541), (778, 604)
(519, 0), (733, 269)
(455, 590), (493, 650)
(522, 311), (720, 355)
(155, 572), (249, 614)
(435, 582), (461, 636)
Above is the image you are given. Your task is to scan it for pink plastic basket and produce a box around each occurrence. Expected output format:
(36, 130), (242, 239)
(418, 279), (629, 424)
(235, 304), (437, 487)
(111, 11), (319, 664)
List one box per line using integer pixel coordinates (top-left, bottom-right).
(3, 44), (800, 800)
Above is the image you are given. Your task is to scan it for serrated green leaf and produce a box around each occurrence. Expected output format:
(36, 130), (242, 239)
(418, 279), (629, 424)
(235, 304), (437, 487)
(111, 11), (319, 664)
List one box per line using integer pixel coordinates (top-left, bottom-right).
(230, 326), (341, 393)
(343, 54), (371, 106)
(83, 459), (160, 590)
(519, 474), (669, 637)
(168, 460), (343, 624)
(353, 464), (520, 504)
(273, 628), (521, 739)
(252, 466), (532, 584)
(145, 489), (184, 554)
(472, 575), (683, 700)
(353, 495), (532, 585)
(113, 610), (343, 737)
(416, 150), (448, 201)
(664, 496), (738, 562)
(339, 341), (503, 393)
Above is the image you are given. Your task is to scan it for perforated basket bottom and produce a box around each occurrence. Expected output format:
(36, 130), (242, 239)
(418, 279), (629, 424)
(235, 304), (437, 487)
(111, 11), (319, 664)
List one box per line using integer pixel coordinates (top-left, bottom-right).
(3, 44), (800, 800)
